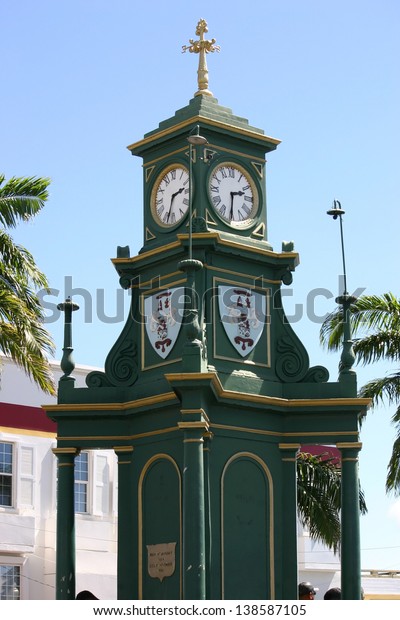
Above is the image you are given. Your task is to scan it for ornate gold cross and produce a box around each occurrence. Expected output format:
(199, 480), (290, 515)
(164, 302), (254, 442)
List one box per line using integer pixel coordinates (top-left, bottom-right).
(182, 19), (220, 97)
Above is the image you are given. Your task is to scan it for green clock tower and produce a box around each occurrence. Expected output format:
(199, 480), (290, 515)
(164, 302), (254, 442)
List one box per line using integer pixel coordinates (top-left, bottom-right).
(46, 20), (369, 601)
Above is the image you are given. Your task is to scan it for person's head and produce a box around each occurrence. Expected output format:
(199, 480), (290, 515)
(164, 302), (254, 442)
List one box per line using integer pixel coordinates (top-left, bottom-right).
(298, 581), (319, 600)
(324, 587), (341, 600)
(76, 590), (99, 600)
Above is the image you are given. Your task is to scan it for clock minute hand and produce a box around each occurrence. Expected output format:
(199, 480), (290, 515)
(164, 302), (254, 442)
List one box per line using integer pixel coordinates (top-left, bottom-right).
(166, 196), (175, 222)
(166, 187), (185, 222)
(229, 190), (245, 220)
(229, 192), (235, 221)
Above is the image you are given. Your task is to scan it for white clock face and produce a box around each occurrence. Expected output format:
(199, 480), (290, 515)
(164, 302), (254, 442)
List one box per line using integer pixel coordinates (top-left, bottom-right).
(208, 163), (258, 227)
(151, 165), (190, 227)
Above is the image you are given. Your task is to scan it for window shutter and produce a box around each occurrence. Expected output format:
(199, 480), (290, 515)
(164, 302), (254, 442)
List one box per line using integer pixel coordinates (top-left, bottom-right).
(93, 453), (109, 515)
(19, 445), (35, 508)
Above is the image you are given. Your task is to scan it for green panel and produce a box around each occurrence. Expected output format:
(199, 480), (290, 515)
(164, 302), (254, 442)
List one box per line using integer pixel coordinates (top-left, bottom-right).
(141, 457), (181, 599)
(222, 455), (271, 600)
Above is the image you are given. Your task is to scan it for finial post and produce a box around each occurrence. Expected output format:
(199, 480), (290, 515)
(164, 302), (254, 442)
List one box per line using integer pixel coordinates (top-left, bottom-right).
(57, 296), (79, 384)
(182, 19), (220, 97)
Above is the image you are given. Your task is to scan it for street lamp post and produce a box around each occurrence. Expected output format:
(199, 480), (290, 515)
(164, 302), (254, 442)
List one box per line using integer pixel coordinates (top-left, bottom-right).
(178, 126), (207, 349)
(326, 200), (356, 380)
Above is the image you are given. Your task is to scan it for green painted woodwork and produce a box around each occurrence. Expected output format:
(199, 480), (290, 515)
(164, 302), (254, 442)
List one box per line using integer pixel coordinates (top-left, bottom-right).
(181, 426), (207, 599)
(115, 447), (136, 600)
(339, 443), (362, 600)
(128, 96), (279, 251)
(141, 457), (182, 599)
(53, 449), (78, 600)
(222, 455), (271, 599)
(46, 93), (369, 600)
(279, 445), (299, 600)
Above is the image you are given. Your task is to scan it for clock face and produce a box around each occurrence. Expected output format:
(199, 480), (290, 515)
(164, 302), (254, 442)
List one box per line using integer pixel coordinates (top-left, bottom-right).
(208, 162), (258, 227)
(151, 165), (190, 228)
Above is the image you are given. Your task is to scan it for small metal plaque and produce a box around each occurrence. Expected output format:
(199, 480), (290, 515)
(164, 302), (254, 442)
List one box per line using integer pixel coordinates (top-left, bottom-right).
(147, 542), (176, 582)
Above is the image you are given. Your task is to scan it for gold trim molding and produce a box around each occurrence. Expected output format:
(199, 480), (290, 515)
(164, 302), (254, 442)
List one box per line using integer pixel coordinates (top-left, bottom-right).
(127, 115), (281, 153)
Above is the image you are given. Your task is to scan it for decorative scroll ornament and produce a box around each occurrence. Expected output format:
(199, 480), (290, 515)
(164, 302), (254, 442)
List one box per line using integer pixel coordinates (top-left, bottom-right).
(275, 335), (309, 382)
(145, 288), (184, 359)
(218, 286), (266, 357)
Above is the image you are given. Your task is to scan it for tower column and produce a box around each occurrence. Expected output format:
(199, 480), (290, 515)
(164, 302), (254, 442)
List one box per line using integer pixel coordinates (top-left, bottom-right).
(178, 413), (209, 600)
(114, 446), (136, 600)
(279, 444), (300, 600)
(337, 442), (362, 600)
(53, 447), (79, 600)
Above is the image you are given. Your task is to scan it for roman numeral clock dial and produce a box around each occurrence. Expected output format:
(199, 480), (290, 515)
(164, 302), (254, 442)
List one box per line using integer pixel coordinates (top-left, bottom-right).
(208, 163), (259, 228)
(151, 164), (190, 228)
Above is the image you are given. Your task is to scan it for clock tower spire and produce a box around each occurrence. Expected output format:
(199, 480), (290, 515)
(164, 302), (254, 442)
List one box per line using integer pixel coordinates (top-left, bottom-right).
(182, 18), (220, 97)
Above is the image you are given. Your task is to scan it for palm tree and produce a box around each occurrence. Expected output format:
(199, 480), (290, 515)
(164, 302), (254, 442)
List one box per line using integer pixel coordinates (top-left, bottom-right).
(297, 451), (367, 553)
(320, 293), (400, 493)
(0, 174), (55, 394)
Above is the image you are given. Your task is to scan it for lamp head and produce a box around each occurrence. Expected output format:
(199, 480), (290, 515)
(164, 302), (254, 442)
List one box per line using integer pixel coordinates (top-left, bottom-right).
(327, 199), (345, 219)
(188, 125), (208, 145)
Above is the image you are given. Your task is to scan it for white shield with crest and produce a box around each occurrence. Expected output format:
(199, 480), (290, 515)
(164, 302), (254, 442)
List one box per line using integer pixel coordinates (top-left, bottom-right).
(218, 286), (266, 357)
(145, 288), (185, 359)
(147, 542), (176, 582)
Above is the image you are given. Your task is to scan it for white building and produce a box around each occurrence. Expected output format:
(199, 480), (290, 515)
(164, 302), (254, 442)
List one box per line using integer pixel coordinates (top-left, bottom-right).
(0, 354), (117, 600)
(1, 354), (399, 600)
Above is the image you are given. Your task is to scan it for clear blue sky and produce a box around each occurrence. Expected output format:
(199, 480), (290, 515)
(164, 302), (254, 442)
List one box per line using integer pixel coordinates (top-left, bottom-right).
(2, 0), (399, 571)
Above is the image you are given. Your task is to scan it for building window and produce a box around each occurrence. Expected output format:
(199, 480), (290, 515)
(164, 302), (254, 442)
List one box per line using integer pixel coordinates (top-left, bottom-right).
(74, 451), (89, 513)
(0, 565), (20, 599)
(0, 442), (13, 507)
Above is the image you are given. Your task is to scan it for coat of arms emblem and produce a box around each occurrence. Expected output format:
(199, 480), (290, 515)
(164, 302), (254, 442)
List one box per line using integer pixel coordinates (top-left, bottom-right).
(218, 286), (266, 357)
(144, 288), (184, 359)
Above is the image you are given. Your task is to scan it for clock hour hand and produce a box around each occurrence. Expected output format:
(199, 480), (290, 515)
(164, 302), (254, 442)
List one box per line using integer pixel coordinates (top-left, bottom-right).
(172, 187), (185, 199)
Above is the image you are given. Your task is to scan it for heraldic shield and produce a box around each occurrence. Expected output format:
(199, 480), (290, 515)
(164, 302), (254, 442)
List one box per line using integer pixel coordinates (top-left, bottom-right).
(218, 286), (266, 357)
(147, 542), (176, 582)
(144, 288), (185, 359)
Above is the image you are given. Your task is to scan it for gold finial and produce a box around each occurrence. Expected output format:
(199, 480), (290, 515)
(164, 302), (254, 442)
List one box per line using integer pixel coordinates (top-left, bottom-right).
(182, 19), (220, 97)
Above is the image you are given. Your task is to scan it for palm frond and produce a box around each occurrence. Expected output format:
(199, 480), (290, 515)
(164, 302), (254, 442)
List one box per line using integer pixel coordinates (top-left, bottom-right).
(0, 321), (55, 394)
(0, 175), (50, 228)
(386, 406), (400, 495)
(320, 293), (400, 353)
(296, 452), (367, 553)
(359, 372), (400, 406)
(0, 174), (54, 394)
(0, 229), (50, 290)
(320, 292), (400, 495)
(354, 331), (400, 364)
